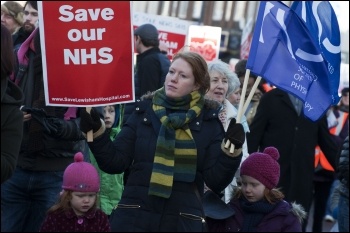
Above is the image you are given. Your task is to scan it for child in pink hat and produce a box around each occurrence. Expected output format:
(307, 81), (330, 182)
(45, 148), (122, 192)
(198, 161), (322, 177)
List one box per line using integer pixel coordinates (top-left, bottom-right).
(39, 152), (111, 232)
(206, 147), (307, 232)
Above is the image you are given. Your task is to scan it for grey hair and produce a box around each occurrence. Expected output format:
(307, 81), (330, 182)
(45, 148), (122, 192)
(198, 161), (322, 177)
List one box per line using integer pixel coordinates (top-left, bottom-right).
(207, 59), (241, 97)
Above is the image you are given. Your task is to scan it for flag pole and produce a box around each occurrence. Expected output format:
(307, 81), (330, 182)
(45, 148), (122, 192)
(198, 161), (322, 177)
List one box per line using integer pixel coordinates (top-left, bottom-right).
(86, 107), (93, 142)
(225, 68), (251, 153)
(242, 76), (262, 115)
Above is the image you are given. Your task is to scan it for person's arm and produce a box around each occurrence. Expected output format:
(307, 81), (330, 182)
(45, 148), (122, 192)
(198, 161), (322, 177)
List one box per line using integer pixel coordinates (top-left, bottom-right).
(27, 107), (85, 141)
(318, 115), (339, 169)
(80, 107), (135, 174)
(1, 107), (23, 184)
(337, 136), (349, 185)
(203, 119), (244, 194)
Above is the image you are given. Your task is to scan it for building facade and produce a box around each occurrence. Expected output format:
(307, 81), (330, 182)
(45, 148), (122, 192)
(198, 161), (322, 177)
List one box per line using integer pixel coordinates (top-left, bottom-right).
(133, 1), (349, 64)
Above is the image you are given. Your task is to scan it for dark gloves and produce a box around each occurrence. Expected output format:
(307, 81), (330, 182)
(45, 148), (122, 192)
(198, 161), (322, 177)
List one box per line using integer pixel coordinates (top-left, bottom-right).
(25, 107), (84, 140)
(224, 119), (245, 149)
(79, 108), (102, 134)
(24, 107), (62, 135)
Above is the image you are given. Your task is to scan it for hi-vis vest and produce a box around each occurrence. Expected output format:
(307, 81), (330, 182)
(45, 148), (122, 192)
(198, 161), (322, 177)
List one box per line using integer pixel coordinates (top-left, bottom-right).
(314, 111), (349, 171)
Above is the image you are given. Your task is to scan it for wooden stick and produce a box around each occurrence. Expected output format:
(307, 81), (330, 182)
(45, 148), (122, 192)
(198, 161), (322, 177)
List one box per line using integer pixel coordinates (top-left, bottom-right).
(237, 69), (251, 123)
(86, 107), (93, 142)
(227, 69), (251, 154)
(242, 76), (262, 115)
(230, 143), (235, 154)
(225, 139), (231, 149)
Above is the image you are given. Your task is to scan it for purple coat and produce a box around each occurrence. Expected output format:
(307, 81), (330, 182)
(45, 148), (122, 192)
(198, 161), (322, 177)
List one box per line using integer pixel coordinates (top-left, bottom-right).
(39, 208), (110, 232)
(207, 199), (305, 232)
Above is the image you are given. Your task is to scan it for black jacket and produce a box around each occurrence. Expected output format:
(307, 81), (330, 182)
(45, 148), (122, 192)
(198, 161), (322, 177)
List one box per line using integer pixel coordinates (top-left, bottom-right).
(338, 136), (349, 197)
(14, 29), (85, 171)
(12, 27), (32, 50)
(123, 47), (170, 125)
(1, 77), (24, 183)
(88, 93), (242, 231)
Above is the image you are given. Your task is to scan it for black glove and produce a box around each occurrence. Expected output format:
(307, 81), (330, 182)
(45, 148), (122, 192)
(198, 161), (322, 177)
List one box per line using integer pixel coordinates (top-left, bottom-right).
(79, 108), (102, 134)
(24, 107), (60, 135)
(224, 119), (245, 149)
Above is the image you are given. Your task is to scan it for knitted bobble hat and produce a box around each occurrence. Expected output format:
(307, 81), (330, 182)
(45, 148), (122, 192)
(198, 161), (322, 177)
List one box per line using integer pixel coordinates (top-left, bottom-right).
(240, 147), (280, 190)
(62, 152), (100, 192)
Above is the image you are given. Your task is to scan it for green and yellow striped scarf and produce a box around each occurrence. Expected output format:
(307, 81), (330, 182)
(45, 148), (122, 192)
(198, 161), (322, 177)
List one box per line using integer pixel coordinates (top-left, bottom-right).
(149, 88), (204, 198)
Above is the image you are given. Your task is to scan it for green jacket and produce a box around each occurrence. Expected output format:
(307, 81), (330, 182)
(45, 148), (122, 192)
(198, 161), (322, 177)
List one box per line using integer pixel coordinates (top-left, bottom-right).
(89, 105), (124, 215)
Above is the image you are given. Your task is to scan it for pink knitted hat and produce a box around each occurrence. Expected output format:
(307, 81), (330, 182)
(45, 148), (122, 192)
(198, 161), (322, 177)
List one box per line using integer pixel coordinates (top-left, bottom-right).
(240, 147), (280, 190)
(62, 152), (100, 192)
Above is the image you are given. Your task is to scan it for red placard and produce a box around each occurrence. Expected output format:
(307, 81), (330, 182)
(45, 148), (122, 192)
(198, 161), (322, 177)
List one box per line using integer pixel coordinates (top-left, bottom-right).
(38, 2), (134, 106)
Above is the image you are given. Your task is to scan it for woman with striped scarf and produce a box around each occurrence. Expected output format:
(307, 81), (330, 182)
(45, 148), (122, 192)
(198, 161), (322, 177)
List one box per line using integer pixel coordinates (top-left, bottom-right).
(79, 51), (246, 232)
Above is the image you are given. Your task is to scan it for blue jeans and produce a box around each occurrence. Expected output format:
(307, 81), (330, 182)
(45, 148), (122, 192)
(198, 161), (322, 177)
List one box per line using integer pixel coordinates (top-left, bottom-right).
(338, 194), (349, 232)
(1, 167), (64, 232)
(325, 179), (340, 219)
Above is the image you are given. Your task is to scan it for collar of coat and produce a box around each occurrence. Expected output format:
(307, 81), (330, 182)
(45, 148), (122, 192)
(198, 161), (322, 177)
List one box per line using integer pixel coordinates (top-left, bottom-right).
(130, 91), (223, 133)
(140, 91), (221, 112)
(141, 90), (221, 107)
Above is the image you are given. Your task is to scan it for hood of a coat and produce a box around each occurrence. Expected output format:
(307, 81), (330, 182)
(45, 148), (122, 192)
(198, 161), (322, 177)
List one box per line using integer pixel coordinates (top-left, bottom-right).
(290, 201), (307, 223)
(229, 188), (307, 224)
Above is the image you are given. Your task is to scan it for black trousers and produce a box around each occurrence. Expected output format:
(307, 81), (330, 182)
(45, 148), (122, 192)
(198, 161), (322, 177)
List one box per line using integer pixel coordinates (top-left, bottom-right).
(311, 180), (333, 232)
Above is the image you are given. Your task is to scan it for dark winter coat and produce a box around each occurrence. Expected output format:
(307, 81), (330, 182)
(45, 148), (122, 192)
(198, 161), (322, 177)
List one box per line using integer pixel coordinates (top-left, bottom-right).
(1, 77), (24, 183)
(88, 93), (243, 232)
(39, 208), (110, 232)
(12, 27), (32, 50)
(337, 136), (349, 198)
(247, 88), (339, 213)
(14, 29), (86, 171)
(207, 198), (306, 232)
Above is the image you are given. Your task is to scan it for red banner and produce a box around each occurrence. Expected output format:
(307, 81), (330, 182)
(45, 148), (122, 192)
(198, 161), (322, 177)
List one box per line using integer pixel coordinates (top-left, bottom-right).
(133, 25), (187, 61)
(132, 12), (195, 61)
(39, 2), (133, 106)
(186, 25), (221, 62)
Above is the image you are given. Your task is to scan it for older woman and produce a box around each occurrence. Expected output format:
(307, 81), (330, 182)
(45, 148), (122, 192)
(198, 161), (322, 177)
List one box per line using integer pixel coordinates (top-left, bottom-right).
(79, 51), (246, 232)
(206, 59), (250, 203)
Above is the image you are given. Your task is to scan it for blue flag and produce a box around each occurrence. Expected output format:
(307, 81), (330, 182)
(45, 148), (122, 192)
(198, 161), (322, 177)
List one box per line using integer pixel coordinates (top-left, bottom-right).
(246, 1), (341, 121)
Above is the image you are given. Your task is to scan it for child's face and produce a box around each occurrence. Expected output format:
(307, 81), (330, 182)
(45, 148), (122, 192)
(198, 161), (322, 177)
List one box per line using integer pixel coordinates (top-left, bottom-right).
(240, 175), (266, 202)
(70, 192), (97, 216)
(103, 106), (116, 129)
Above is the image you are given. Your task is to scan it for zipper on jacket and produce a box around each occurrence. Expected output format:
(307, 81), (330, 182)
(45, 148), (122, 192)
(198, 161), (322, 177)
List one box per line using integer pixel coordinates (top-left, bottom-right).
(179, 212), (206, 223)
(114, 204), (141, 209)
